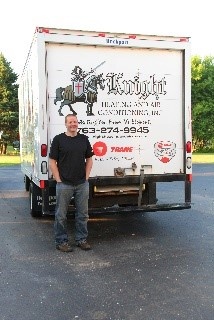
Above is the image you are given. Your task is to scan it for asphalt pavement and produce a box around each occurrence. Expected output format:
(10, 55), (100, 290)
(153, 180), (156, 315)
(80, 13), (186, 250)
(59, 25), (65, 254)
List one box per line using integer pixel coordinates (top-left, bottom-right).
(0, 164), (214, 320)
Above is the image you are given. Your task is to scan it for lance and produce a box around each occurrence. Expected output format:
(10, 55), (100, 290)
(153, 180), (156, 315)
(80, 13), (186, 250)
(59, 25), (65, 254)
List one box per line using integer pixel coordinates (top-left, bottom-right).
(84, 61), (106, 78)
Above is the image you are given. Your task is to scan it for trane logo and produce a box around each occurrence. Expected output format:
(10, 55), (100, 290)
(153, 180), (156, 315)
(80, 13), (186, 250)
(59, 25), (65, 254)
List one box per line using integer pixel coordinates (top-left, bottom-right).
(111, 147), (133, 152)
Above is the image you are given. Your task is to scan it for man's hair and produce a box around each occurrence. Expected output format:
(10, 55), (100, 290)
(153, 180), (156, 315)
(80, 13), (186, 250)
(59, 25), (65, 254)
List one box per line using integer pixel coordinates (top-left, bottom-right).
(65, 114), (78, 123)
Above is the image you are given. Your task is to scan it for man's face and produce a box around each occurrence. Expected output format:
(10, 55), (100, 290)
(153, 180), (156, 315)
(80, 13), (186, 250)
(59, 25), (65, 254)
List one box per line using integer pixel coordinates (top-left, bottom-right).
(65, 116), (78, 132)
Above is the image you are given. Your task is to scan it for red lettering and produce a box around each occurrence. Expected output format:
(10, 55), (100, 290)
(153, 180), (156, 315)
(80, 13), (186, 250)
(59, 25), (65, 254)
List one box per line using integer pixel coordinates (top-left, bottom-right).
(110, 146), (133, 152)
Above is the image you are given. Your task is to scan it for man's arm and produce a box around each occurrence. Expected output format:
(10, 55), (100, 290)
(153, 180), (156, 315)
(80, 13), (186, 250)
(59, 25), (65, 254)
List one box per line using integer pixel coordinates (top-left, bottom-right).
(49, 158), (62, 182)
(85, 157), (93, 180)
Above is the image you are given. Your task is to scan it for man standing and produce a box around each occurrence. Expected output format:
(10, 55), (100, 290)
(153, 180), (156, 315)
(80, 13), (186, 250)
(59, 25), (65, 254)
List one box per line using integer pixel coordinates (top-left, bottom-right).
(49, 114), (94, 252)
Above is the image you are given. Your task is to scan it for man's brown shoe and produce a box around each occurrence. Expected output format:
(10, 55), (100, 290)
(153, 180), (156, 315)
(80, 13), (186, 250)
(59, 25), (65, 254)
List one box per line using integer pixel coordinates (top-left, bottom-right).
(76, 241), (91, 251)
(56, 242), (73, 252)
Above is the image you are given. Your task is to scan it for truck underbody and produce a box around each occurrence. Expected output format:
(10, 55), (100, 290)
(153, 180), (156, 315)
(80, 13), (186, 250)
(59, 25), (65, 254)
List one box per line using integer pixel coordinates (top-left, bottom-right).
(26, 173), (191, 217)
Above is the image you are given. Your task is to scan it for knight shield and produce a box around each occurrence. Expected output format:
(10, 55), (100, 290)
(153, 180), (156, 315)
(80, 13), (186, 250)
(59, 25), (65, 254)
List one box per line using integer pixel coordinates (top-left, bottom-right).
(73, 81), (85, 97)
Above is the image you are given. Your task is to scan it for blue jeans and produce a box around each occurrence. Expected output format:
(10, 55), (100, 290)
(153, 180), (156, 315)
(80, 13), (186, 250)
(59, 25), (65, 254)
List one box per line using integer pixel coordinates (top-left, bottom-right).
(54, 181), (89, 245)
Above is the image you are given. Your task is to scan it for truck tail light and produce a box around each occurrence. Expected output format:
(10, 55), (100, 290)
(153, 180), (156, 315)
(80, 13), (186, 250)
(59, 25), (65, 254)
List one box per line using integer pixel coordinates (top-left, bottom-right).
(187, 174), (192, 182)
(186, 141), (192, 153)
(37, 27), (50, 34)
(129, 35), (136, 39)
(179, 38), (189, 42)
(41, 144), (47, 157)
(40, 180), (45, 188)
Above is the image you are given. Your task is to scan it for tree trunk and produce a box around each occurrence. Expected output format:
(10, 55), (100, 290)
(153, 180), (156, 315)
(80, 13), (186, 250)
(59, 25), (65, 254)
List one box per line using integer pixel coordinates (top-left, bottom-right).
(1, 142), (7, 154)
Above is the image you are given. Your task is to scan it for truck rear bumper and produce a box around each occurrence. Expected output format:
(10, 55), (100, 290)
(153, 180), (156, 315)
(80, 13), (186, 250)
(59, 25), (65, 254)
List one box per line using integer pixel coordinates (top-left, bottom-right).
(40, 174), (191, 215)
(87, 202), (191, 214)
(43, 202), (191, 216)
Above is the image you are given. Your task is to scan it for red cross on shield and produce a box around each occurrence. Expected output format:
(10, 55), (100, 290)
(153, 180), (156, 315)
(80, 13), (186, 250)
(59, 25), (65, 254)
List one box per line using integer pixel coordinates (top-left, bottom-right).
(73, 81), (84, 97)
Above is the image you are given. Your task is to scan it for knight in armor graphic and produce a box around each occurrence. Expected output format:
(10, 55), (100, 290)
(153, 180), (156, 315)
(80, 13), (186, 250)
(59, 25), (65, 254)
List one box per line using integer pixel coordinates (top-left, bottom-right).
(54, 62), (106, 117)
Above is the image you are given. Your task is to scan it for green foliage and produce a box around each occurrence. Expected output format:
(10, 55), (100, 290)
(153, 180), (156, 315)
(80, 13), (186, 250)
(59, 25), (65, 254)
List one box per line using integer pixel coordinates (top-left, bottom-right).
(0, 53), (19, 145)
(191, 55), (214, 151)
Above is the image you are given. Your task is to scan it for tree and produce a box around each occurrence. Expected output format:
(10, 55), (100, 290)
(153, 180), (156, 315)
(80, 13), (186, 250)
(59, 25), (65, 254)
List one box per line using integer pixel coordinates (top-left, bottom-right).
(191, 56), (214, 150)
(0, 53), (19, 154)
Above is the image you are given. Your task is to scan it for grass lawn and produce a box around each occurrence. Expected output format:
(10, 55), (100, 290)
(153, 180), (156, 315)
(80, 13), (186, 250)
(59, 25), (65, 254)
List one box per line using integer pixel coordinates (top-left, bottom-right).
(0, 154), (21, 166)
(192, 153), (214, 163)
(0, 145), (20, 166)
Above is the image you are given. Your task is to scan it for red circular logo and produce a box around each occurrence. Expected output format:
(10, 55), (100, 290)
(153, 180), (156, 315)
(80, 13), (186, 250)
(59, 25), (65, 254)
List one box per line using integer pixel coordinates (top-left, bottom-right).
(93, 141), (107, 156)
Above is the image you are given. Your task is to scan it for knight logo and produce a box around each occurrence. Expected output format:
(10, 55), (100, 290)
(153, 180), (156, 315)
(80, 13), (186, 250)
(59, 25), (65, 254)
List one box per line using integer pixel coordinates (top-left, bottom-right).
(154, 141), (176, 163)
(93, 141), (107, 156)
(54, 62), (106, 116)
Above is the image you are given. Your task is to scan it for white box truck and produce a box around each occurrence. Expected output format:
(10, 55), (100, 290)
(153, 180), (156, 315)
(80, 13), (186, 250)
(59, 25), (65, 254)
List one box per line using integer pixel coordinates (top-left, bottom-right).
(18, 27), (192, 217)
